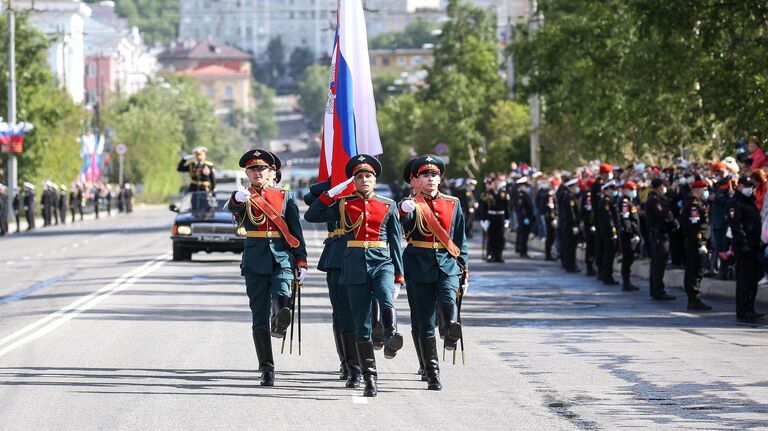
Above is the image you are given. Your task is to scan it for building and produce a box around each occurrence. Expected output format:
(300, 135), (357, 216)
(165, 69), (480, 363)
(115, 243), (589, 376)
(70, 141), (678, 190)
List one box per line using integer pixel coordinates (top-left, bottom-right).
(364, 0), (444, 37)
(369, 48), (433, 78)
(18, 0), (91, 103)
(83, 1), (157, 107)
(158, 39), (253, 115)
(178, 0), (336, 60)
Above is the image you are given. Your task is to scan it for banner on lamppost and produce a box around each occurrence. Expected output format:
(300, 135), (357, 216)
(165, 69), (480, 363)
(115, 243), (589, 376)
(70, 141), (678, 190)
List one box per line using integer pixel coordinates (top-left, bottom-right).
(0, 121), (34, 153)
(80, 131), (105, 184)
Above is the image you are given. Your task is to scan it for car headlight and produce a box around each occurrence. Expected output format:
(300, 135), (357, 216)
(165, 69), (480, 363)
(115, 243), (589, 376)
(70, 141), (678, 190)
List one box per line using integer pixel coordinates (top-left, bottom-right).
(176, 225), (192, 235)
(237, 226), (247, 237)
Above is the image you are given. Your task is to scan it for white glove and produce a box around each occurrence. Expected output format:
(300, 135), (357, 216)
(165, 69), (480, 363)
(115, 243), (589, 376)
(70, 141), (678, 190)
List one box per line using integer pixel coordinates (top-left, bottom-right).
(296, 267), (307, 283)
(480, 220), (490, 231)
(460, 279), (469, 295)
(551, 219), (558, 228)
(235, 190), (251, 203)
(630, 235), (640, 247)
(182, 153), (193, 160)
(590, 226), (596, 233)
(400, 198), (416, 213)
(504, 220), (510, 229)
(572, 227), (579, 235)
(328, 177), (354, 198)
(392, 283), (402, 300)
(698, 245), (708, 255)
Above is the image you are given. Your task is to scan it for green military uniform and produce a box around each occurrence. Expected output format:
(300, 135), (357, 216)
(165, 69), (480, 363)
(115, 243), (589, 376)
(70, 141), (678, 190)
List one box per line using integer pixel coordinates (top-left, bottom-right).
(399, 154), (469, 391)
(177, 146), (216, 192)
(304, 180), (362, 388)
(228, 149), (307, 387)
(304, 154), (405, 397)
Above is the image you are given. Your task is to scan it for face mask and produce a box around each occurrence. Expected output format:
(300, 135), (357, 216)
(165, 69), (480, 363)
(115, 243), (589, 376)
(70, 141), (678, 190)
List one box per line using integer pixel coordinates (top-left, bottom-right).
(701, 190), (710, 200)
(611, 190), (619, 198)
(741, 187), (754, 197)
(629, 190), (637, 199)
(679, 177), (687, 185)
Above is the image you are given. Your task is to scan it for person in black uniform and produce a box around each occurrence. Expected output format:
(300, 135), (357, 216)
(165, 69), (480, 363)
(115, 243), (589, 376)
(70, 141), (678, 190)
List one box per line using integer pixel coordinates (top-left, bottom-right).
(13, 187), (21, 232)
(596, 180), (620, 285)
(0, 184), (7, 235)
(667, 176), (685, 268)
(23, 183), (36, 230)
(618, 181), (641, 291)
(50, 184), (59, 225)
(93, 184), (101, 219)
(559, 178), (581, 272)
(727, 176), (764, 322)
(680, 178), (713, 311)
(76, 184), (85, 220)
(457, 179), (478, 239)
(177, 146), (216, 193)
(591, 164), (613, 278)
(536, 179), (557, 261)
(645, 178), (678, 300)
(58, 184), (68, 224)
(581, 178), (597, 275)
(40, 183), (51, 227)
(123, 184), (134, 213)
(515, 177), (534, 258)
(68, 185), (77, 222)
(479, 177), (509, 262)
(105, 184), (113, 216)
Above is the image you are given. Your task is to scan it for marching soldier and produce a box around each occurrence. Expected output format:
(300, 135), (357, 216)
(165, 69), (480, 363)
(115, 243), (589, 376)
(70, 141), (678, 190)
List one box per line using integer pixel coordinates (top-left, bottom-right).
(76, 184), (85, 220)
(618, 182), (641, 291)
(69, 185), (78, 222)
(13, 187), (21, 232)
(105, 184), (113, 216)
(559, 178), (581, 272)
(177, 146), (216, 193)
(58, 184), (67, 224)
(580, 178), (597, 275)
(49, 184), (59, 225)
(457, 179), (478, 239)
(536, 179), (558, 261)
(596, 180), (620, 285)
(514, 177), (534, 258)
(591, 163), (613, 279)
(228, 149), (308, 387)
(23, 182), (36, 230)
(399, 155), (468, 391)
(93, 184), (102, 219)
(40, 182), (51, 227)
(304, 179), (363, 389)
(645, 178), (678, 300)
(727, 176), (764, 321)
(680, 178), (713, 311)
(305, 154), (405, 397)
(478, 176), (509, 262)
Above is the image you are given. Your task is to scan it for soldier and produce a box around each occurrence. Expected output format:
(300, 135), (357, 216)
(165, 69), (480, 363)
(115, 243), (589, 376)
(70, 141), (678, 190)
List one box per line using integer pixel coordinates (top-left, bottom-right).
(618, 182), (641, 291)
(305, 154), (405, 397)
(727, 176), (764, 322)
(49, 184), (59, 225)
(580, 178), (597, 275)
(228, 149), (308, 386)
(478, 176), (509, 262)
(680, 178), (712, 311)
(399, 155), (468, 391)
(596, 180), (620, 285)
(591, 163), (613, 279)
(536, 178), (558, 261)
(105, 184), (113, 216)
(76, 184), (85, 220)
(123, 184), (133, 213)
(93, 184), (102, 219)
(559, 178), (581, 272)
(23, 182), (36, 230)
(515, 177), (534, 258)
(40, 182), (51, 227)
(69, 185), (78, 222)
(13, 187), (21, 232)
(0, 183), (7, 235)
(457, 179), (478, 239)
(177, 146), (216, 193)
(645, 178), (678, 300)
(58, 185), (68, 224)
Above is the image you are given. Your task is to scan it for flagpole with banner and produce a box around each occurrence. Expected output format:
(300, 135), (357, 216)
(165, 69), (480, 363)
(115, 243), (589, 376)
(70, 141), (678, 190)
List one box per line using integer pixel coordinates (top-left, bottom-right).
(318, 0), (382, 189)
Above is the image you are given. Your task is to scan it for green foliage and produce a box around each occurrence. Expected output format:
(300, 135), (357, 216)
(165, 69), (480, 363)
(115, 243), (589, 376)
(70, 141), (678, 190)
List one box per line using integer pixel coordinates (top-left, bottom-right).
(485, 100), (530, 172)
(110, 0), (179, 44)
(255, 37), (287, 87)
(0, 14), (85, 187)
(232, 82), (278, 147)
(297, 64), (328, 128)
(289, 46), (315, 80)
(369, 19), (439, 50)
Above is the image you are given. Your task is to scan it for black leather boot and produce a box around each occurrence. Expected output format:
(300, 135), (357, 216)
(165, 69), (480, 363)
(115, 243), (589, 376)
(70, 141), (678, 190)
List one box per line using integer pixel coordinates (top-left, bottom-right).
(332, 324), (347, 380)
(356, 341), (377, 397)
(270, 295), (292, 338)
(420, 336), (442, 390)
(381, 307), (403, 359)
(412, 330), (426, 381)
(252, 331), (275, 386)
(341, 333), (362, 388)
(439, 303), (462, 351)
(371, 299), (384, 350)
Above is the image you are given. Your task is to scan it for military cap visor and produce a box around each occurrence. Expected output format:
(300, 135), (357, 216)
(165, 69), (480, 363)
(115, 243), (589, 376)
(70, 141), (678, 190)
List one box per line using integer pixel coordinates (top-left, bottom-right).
(412, 154), (445, 177)
(601, 179), (617, 190)
(239, 149), (276, 169)
(564, 178), (579, 187)
(193, 146), (208, 154)
(346, 154), (382, 178)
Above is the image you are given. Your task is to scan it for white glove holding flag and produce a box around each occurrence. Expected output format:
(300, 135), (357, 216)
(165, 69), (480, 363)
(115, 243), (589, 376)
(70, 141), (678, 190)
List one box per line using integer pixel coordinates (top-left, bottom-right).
(393, 283), (402, 300)
(400, 198), (417, 213)
(235, 190), (251, 203)
(328, 177), (354, 198)
(183, 153), (193, 161)
(296, 267), (307, 283)
(480, 220), (490, 231)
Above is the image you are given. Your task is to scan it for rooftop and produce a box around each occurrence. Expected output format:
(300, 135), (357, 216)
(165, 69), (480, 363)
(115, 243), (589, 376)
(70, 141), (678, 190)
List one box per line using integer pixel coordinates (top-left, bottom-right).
(159, 38), (252, 62)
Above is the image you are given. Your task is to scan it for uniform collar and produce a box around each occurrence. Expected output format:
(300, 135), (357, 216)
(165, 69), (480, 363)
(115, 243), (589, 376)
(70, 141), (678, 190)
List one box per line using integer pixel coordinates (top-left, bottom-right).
(356, 191), (375, 199)
(420, 191), (440, 201)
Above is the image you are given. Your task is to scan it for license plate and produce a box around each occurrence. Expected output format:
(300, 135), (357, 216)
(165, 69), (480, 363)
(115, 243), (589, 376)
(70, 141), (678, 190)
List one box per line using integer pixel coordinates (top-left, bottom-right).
(201, 235), (226, 242)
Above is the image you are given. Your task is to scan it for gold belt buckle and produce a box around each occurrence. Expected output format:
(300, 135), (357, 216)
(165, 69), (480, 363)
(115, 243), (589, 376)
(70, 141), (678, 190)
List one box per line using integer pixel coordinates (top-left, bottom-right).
(267, 231), (273, 238)
(432, 242), (439, 249)
(363, 241), (369, 248)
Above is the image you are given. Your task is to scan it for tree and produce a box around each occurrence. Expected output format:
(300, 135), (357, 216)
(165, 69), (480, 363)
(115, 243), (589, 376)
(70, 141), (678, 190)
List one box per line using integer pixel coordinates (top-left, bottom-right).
(369, 19), (439, 50)
(289, 46), (315, 80)
(232, 82), (278, 147)
(257, 37), (287, 88)
(110, 0), (179, 44)
(297, 64), (328, 128)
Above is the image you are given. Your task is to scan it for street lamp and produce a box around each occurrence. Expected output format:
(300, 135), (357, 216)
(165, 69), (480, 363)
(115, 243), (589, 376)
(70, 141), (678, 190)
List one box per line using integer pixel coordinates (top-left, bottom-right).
(3, 0), (16, 223)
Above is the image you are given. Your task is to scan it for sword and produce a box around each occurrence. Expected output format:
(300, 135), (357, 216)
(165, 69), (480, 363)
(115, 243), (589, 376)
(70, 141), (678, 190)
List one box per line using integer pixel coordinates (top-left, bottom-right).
(281, 278), (298, 354)
(297, 278), (302, 356)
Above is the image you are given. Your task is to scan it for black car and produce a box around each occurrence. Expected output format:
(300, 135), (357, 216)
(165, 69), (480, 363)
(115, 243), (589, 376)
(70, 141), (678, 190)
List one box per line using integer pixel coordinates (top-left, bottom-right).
(169, 192), (244, 261)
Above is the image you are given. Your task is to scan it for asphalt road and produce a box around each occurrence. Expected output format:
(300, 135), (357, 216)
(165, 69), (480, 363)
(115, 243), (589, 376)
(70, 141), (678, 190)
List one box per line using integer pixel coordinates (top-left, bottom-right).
(0, 205), (767, 430)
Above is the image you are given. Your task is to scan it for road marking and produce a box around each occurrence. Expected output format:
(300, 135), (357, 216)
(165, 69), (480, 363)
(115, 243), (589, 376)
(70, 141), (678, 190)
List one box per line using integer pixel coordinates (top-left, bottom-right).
(35, 252), (43, 257)
(72, 244), (79, 248)
(0, 272), (73, 305)
(5, 261), (12, 265)
(61, 247), (68, 251)
(352, 397), (368, 404)
(670, 312), (701, 318)
(22, 256), (29, 260)
(0, 253), (170, 358)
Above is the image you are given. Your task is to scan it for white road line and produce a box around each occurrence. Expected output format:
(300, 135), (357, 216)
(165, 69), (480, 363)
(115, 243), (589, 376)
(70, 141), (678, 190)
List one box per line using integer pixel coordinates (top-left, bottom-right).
(352, 397), (369, 404)
(35, 252), (43, 257)
(72, 244), (79, 248)
(61, 247), (68, 251)
(22, 256), (29, 260)
(5, 261), (12, 265)
(670, 312), (701, 318)
(0, 253), (170, 358)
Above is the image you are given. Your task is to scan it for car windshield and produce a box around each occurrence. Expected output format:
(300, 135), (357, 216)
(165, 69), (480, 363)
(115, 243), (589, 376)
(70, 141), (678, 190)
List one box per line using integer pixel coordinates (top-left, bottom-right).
(178, 192), (226, 213)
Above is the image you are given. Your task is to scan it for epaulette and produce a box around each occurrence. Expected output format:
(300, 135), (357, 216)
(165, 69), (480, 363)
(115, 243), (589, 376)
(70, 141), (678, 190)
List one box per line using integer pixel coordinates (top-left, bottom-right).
(204, 160), (214, 166)
(441, 194), (460, 201)
(338, 193), (356, 200)
(375, 195), (396, 204)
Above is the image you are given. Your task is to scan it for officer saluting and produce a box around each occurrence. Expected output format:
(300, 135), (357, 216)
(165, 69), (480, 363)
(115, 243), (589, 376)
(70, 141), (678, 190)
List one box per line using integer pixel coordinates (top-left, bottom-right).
(177, 146), (216, 193)
(681, 178), (712, 311)
(305, 154), (405, 397)
(399, 155), (468, 391)
(228, 149), (308, 387)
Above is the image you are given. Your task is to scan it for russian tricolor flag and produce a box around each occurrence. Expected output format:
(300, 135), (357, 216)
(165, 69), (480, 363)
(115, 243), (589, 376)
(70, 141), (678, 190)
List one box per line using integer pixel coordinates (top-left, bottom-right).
(318, 0), (382, 187)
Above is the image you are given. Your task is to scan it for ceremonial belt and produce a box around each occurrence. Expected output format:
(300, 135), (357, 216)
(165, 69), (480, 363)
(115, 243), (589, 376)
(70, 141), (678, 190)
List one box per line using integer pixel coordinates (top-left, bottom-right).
(409, 240), (445, 249)
(246, 230), (282, 238)
(327, 228), (345, 238)
(414, 194), (461, 258)
(487, 210), (505, 215)
(248, 191), (301, 248)
(191, 180), (210, 186)
(347, 240), (386, 248)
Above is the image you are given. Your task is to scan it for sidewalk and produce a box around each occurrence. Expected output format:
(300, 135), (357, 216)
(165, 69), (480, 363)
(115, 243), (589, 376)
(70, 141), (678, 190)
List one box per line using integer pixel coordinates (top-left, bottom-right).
(505, 231), (768, 304)
(2, 207), (131, 235)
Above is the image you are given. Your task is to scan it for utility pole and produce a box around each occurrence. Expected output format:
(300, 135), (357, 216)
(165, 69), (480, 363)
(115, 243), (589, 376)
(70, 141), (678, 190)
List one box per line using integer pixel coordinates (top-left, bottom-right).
(506, 17), (515, 100)
(5, 0), (16, 223)
(528, 0), (542, 169)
